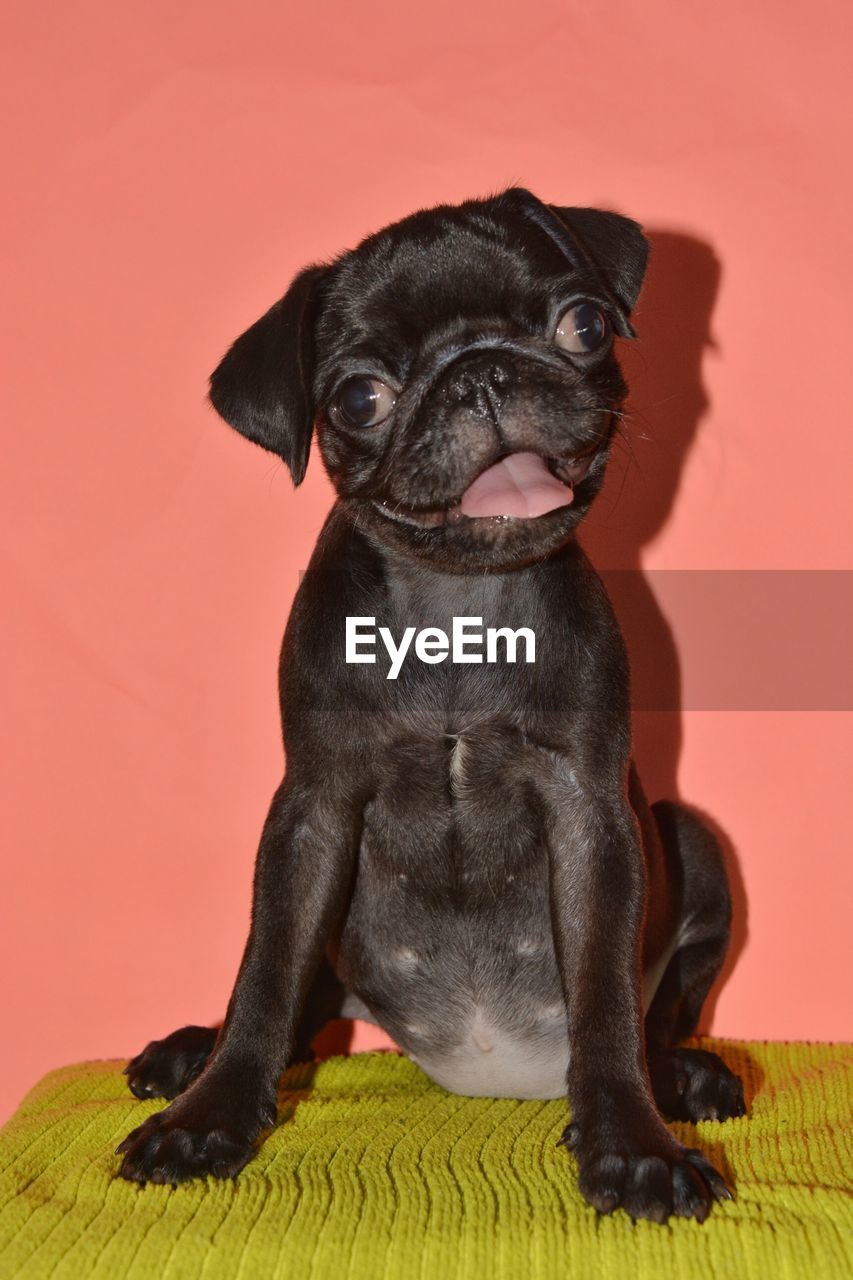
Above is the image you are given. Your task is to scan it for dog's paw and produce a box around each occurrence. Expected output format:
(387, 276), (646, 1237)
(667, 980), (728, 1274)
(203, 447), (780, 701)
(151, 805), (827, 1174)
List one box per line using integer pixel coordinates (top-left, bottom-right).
(115, 1087), (277, 1185)
(559, 1120), (733, 1223)
(124, 1026), (217, 1101)
(648, 1048), (747, 1123)
(578, 1144), (731, 1223)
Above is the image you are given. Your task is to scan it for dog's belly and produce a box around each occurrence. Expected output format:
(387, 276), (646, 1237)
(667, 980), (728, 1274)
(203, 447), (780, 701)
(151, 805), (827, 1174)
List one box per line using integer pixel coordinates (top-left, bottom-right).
(341, 989), (571, 1099)
(341, 957), (674, 1100)
(333, 726), (674, 1100)
(336, 914), (572, 1100)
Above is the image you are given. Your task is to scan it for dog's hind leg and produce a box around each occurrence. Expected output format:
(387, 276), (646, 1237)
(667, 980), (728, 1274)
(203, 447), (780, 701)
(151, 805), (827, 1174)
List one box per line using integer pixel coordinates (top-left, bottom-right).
(290, 953), (349, 1061)
(124, 1025), (217, 1100)
(644, 802), (746, 1122)
(124, 955), (347, 1100)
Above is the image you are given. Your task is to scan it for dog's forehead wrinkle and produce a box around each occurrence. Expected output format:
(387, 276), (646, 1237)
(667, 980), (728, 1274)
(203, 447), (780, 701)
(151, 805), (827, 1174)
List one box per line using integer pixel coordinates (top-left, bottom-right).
(320, 224), (570, 347)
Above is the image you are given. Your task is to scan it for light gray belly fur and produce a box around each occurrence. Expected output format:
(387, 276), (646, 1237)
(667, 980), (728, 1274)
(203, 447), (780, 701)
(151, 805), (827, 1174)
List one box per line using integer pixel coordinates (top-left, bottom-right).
(336, 732), (685, 1100)
(339, 919), (684, 1101)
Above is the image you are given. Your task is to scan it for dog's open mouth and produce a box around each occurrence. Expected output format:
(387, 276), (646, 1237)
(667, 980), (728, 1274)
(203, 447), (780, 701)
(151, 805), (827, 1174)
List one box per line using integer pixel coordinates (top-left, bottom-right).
(376, 450), (598, 529)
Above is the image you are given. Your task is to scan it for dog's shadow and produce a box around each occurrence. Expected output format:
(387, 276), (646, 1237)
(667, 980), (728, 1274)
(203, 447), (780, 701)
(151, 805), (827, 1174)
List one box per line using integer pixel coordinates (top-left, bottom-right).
(582, 229), (748, 1044)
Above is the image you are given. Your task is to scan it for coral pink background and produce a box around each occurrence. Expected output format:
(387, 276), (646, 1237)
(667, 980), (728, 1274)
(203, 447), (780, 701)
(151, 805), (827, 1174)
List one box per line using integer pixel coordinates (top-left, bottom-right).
(2, 1), (851, 1123)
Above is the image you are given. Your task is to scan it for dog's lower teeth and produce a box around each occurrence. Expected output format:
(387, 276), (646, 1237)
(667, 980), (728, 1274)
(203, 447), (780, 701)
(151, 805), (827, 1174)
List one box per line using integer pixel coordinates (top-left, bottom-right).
(379, 503), (447, 528)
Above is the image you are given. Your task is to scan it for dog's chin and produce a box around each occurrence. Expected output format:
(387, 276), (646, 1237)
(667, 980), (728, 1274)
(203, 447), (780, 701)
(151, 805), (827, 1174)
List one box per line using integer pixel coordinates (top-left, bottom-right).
(353, 450), (608, 573)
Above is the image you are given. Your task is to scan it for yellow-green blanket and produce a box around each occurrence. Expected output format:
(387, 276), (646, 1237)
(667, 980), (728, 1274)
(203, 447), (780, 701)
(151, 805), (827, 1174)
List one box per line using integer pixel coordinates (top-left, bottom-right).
(0, 1039), (850, 1278)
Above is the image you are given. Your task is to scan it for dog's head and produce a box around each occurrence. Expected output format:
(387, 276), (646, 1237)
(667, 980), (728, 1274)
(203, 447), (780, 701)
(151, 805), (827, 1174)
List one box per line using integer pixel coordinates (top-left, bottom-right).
(209, 187), (648, 571)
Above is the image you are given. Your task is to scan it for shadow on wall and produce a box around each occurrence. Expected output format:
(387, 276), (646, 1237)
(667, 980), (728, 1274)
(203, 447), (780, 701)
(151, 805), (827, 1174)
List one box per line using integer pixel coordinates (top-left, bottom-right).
(582, 228), (746, 1034)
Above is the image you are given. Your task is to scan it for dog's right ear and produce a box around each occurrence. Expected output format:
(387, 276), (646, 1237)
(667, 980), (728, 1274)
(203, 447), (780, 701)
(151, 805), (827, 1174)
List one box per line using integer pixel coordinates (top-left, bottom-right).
(208, 265), (328, 485)
(501, 188), (648, 339)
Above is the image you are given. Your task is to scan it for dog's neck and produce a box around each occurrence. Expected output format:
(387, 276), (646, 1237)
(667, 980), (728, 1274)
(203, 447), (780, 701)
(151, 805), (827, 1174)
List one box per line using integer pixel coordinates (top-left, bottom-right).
(346, 514), (590, 631)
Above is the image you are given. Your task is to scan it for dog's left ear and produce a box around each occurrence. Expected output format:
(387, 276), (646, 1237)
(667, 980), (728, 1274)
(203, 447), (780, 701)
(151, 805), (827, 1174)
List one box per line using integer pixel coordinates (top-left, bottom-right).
(550, 206), (648, 334)
(208, 264), (328, 485)
(505, 188), (649, 337)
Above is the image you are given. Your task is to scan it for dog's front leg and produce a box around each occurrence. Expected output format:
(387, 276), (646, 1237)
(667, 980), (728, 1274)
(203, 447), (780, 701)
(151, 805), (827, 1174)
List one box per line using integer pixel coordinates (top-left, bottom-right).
(117, 777), (358, 1184)
(548, 780), (732, 1223)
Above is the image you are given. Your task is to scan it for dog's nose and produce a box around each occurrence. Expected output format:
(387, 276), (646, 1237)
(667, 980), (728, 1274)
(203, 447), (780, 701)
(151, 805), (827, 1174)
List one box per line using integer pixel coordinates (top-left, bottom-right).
(442, 351), (514, 420)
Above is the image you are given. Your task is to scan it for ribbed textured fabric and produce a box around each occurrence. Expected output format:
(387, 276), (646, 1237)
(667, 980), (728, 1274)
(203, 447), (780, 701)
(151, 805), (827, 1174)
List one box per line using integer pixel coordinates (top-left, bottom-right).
(0, 1039), (850, 1278)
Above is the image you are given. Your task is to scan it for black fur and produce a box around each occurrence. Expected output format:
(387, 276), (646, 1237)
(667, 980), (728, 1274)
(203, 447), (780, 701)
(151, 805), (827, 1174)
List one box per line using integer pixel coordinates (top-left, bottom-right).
(117, 187), (742, 1222)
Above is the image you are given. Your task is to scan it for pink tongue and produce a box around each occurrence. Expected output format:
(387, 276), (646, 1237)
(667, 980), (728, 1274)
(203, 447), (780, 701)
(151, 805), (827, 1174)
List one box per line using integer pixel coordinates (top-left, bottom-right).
(458, 452), (573, 519)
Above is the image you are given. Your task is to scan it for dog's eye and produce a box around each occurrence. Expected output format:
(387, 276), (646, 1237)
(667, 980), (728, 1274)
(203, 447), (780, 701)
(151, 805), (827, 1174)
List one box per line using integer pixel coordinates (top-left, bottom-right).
(555, 303), (608, 354)
(331, 376), (396, 429)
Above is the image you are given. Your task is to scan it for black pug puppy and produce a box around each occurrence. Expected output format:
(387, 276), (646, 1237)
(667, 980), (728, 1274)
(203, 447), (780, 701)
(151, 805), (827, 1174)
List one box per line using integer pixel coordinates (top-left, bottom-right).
(117, 187), (745, 1222)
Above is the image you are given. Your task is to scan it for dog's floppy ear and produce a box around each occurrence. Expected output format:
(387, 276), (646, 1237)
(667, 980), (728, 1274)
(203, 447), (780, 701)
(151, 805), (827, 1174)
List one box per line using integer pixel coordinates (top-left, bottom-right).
(505, 188), (649, 337)
(208, 264), (327, 485)
(552, 206), (648, 326)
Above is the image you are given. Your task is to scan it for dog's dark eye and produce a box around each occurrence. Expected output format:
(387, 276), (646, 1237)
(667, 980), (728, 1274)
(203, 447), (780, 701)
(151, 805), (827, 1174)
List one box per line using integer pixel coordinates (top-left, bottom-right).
(555, 303), (608, 354)
(331, 376), (396, 429)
